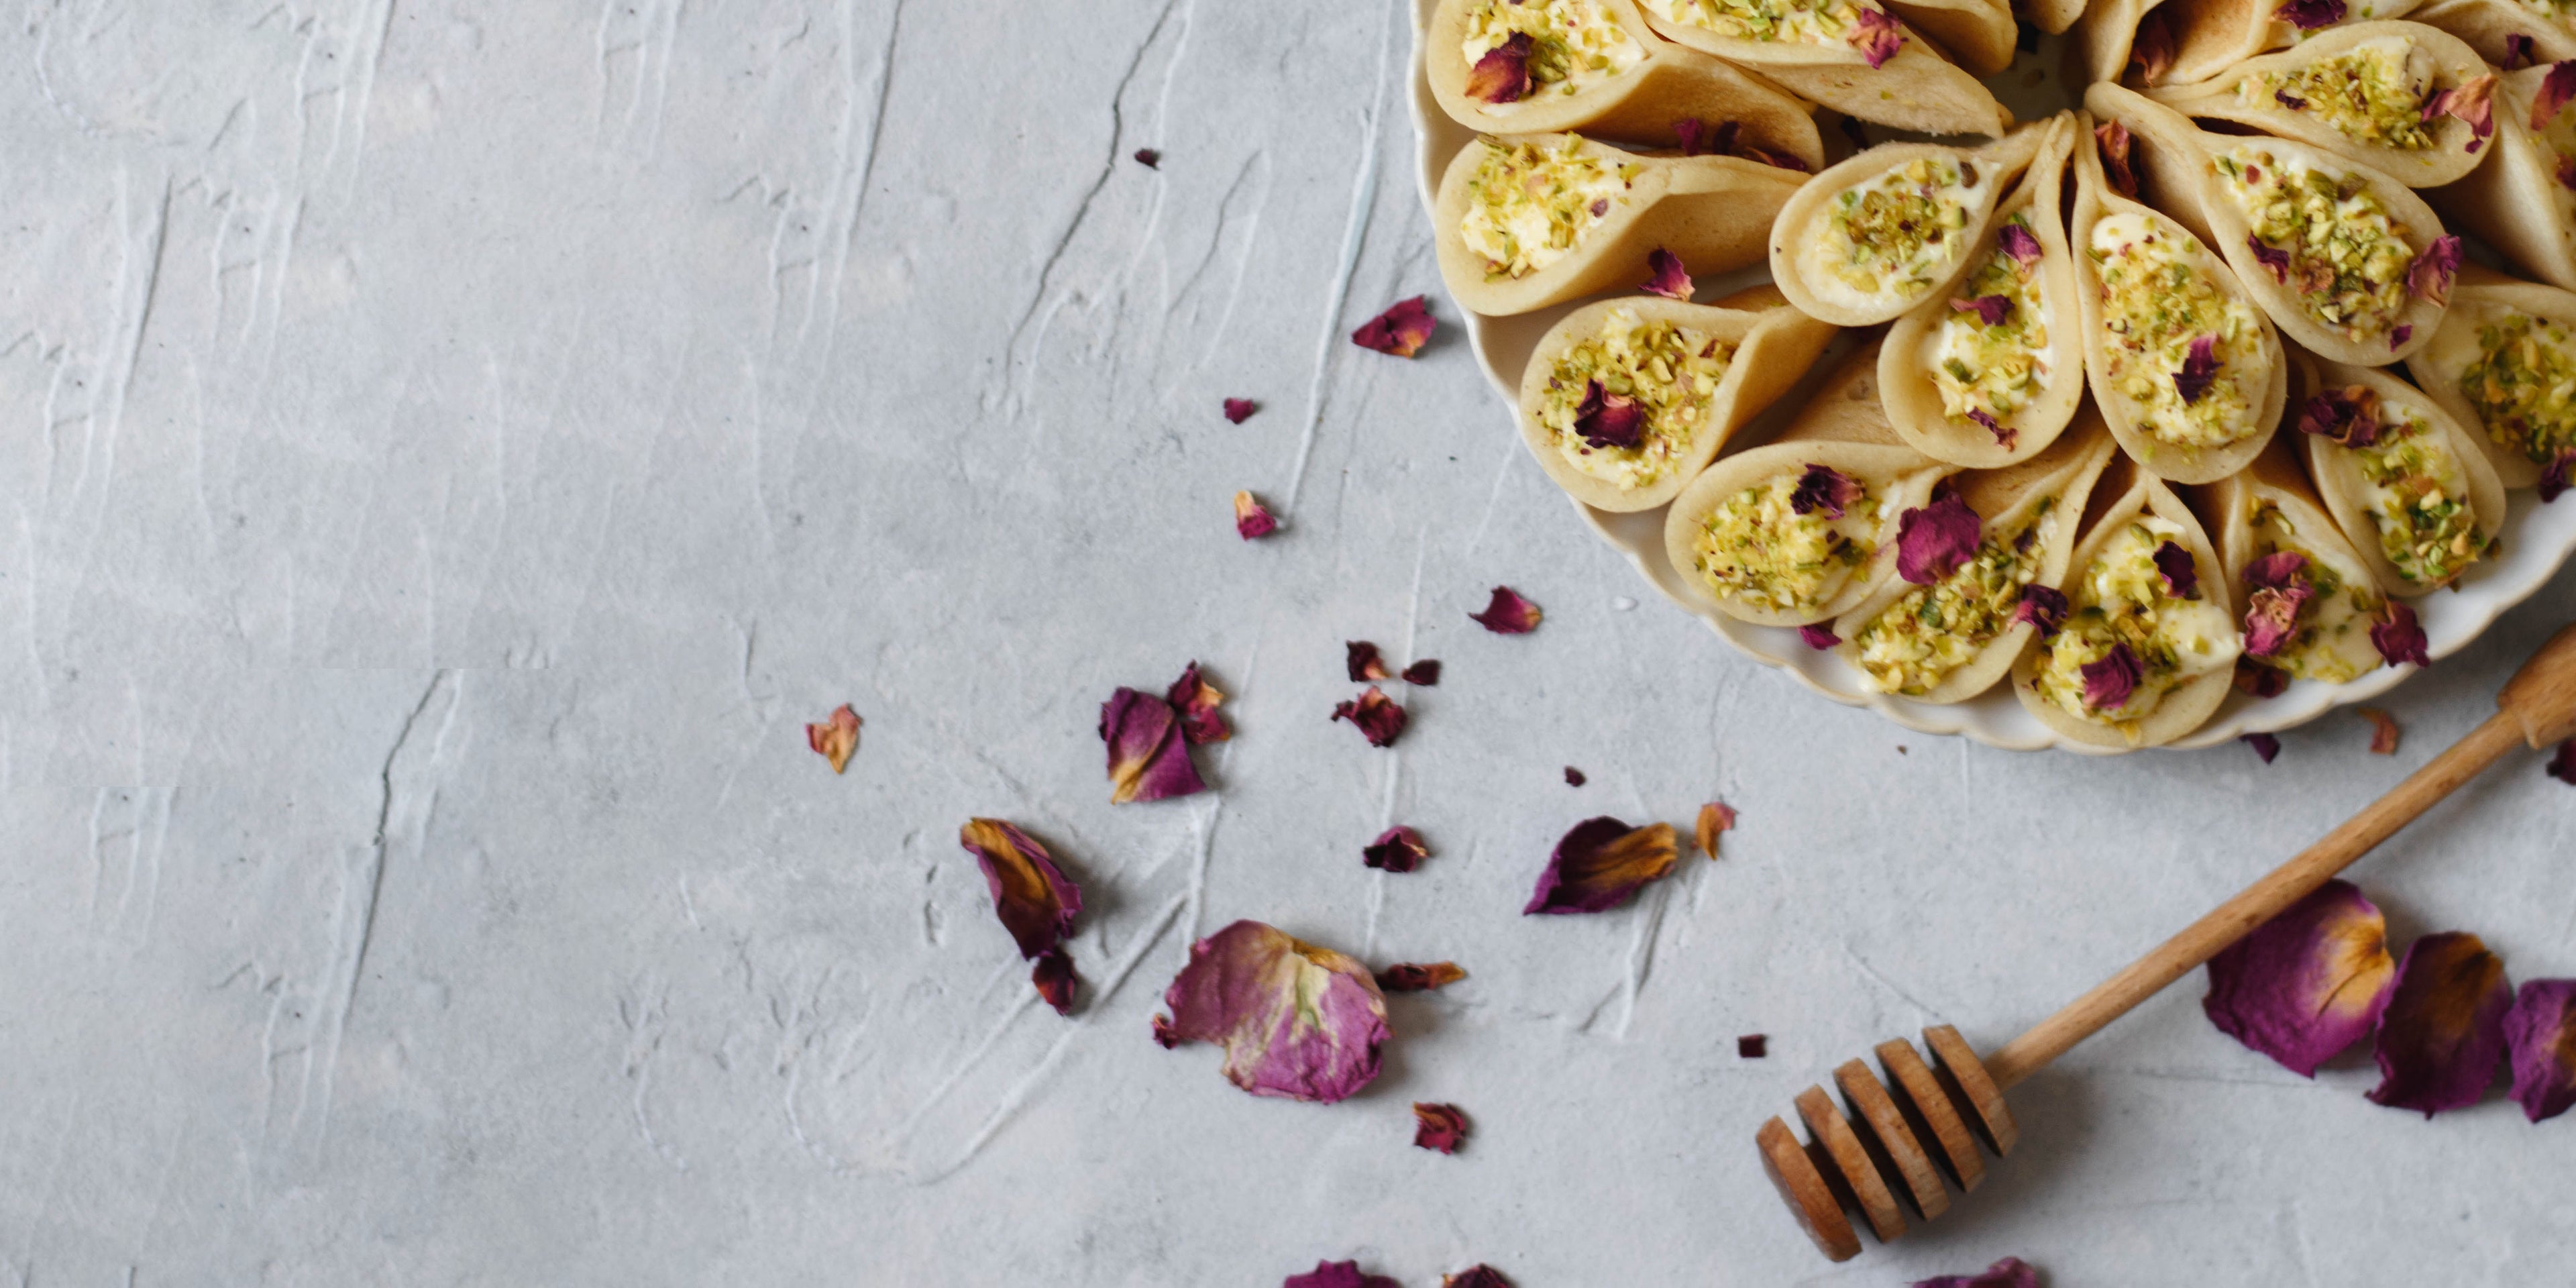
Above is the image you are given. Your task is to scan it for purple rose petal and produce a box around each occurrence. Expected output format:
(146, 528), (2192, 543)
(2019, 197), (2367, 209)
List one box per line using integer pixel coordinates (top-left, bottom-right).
(1032, 947), (1079, 1015)
(1790, 463), (1862, 519)
(2296, 384), (2383, 447)
(2013, 584), (2069, 637)
(1332, 686), (1409, 747)
(1224, 397), (1258, 424)
(2096, 121), (2138, 197)
(1167, 661), (1232, 745)
(2369, 930), (2513, 1117)
(2152, 540), (2201, 600)
(1363, 824), (1430, 872)
(1968, 407), (2016, 448)
(2243, 732), (2282, 763)
(1642, 247), (1694, 300)
(1574, 380), (1647, 449)
(1997, 222), (2042, 265)
(2532, 60), (2576, 130)
(1352, 295), (1436, 357)
(2080, 642), (2144, 710)
(1895, 494), (1982, 585)
(1523, 816), (1682, 915)
(2422, 74), (2497, 150)
(1285, 1262), (1400, 1288)
(2204, 879), (2395, 1075)
(1469, 586), (1543, 633)
(2506, 34), (2537, 70)
(2406, 235), (2462, 305)
(2243, 581), (2316, 659)
(1101, 689), (1208, 803)
(2371, 602), (2430, 667)
(2276, 0), (2345, 30)
(1799, 623), (1840, 649)
(1911, 1257), (2041, 1288)
(2540, 449), (2575, 502)
(1156, 920), (1389, 1104)
(2504, 979), (2576, 1122)
(1847, 6), (1903, 67)
(1346, 641), (1393, 683)
(1236, 490), (1280, 539)
(1949, 294), (2012, 327)
(2175, 333), (2222, 405)
(2247, 235), (2292, 283)
(1465, 32), (1535, 104)
(959, 818), (1085, 960)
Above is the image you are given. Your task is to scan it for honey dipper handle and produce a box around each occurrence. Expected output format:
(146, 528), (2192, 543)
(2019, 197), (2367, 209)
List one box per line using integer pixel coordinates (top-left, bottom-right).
(1985, 623), (2576, 1089)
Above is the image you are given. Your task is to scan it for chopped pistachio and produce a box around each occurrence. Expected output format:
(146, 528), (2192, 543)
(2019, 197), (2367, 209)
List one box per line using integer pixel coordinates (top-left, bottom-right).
(1460, 0), (1645, 98)
(2239, 38), (2437, 151)
(1928, 212), (2051, 432)
(2348, 403), (2489, 587)
(1809, 156), (1980, 306)
(2242, 500), (2382, 683)
(1639, 0), (1868, 46)
(2088, 212), (2267, 448)
(2214, 148), (2416, 343)
(1460, 135), (1642, 281)
(1690, 471), (1880, 614)
(1852, 500), (2057, 695)
(2034, 517), (2243, 738)
(2455, 310), (2576, 468)
(1534, 308), (1737, 488)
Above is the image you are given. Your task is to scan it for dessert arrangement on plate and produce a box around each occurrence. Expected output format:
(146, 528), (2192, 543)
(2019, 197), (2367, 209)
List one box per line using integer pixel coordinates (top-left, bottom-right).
(1409, 0), (2576, 751)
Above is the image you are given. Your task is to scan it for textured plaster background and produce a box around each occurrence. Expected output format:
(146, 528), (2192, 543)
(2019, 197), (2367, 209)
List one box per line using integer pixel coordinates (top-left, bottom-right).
(1, 2), (2573, 1284)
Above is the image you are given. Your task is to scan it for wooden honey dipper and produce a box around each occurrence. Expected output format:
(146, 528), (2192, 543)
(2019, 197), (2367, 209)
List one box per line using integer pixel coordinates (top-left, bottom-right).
(1758, 622), (2576, 1262)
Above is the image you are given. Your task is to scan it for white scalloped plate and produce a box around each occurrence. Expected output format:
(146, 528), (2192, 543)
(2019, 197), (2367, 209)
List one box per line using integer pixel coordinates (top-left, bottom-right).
(1407, 0), (2576, 752)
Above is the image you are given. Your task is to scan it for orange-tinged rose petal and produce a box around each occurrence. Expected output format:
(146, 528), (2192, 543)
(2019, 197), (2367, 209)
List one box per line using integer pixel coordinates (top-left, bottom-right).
(805, 704), (861, 773)
(1696, 802), (1737, 859)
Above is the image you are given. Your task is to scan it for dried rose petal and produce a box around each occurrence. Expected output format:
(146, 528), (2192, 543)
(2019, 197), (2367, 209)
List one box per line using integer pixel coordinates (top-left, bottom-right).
(1102, 688), (1208, 803)
(1574, 380), (1647, 449)
(959, 818), (1085, 960)
(1134, 148), (1162, 168)
(1896, 495), (1982, 585)
(2204, 879), (2394, 1075)
(1525, 816), (1681, 915)
(2369, 930), (2513, 1116)
(1696, 801), (1737, 858)
(1352, 296), (1436, 358)
(2237, 657), (2292, 698)
(2504, 979), (2576, 1122)
(1911, 1258), (2041, 1288)
(2371, 601), (2429, 667)
(2390, 324), (2414, 352)
(1412, 1102), (1469, 1153)
(2245, 550), (2308, 592)
(1155, 919), (1390, 1104)
(1442, 1267), (1515, 1288)
(1564, 765), (1587, 786)
(2175, 333), (2222, 405)
(1674, 117), (1731, 156)
(1346, 641), (1393, 683)
(1469, 586), (1542, 633)
(2247, 235), (2292, 283)
(1949, 294), (2012, 327)
(2096, 120), (2139, 196)
(2553, 739), (2576, 784)
(2406, 235), (2463, 305)
(1738, 1034), (1768, 1058)
(1799, 623), (1841, 650)
(2014, 584), (2070, 637)
(2152, 541), (2201, 600)
(1739, 146), (1811, 173)
(1332, 686), (1409, 747)
(2277, 0), (2344, 29)
(1642, 248), (1694, 300)
(1402, 659), (1442, 686)
(2422, 74), (2496, 150)
(1363, 824), (1430, 873)
(806, 704), (861, 773)
(1997, 222), (2043, 266)
(2243, 582), (2316, 659)
(1968, 407), (2016, 448)
(2081, 642), (2144, 710)
(2296, 384), (2382, 447)
(2507, 34), (2537, 70)
(1236, 490), (1280, 539)
(1376, 961), (1467, 991)
(2532, 60), (2576, 129)
(2243, 732), (2283, 763)
(1285, 1262), (1399, 1288)
(2275, 87), (2308, 109)
(2540, 448), (2575, 502)
(1847, 6), (1903, 67)
(1224, 397), (1258, 424)
(2129, 9), (2175, 85)
(1168, 661), (1231, 745)
(1466, 32), (1536, 104)
(1032, 947), (1079, 1016)
(1789, 464), (1861, 519)
(2360, 706), (2400, 755)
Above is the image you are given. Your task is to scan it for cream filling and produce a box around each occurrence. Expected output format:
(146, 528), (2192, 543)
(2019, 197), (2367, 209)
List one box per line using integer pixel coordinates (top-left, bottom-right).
(2088, 211), (2268, 450)
(1461, 0), (1647, 102)
(2245, 501), (2381, 684)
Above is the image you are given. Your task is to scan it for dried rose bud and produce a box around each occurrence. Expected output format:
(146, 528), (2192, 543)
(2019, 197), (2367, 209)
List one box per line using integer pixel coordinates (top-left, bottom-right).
(2203, 879), (2394, 1075)
(2371, 601), (2429, 667)
(1363, 825), (1430, 873)
(1799, 623), (1840, 650)
(1949, 294), (2012, 327)
(1642, 248), (1693, 301)
(2369, 930), (2512, 1117)
(1402, 659), (1442, 686)
(1413, 1102), (1469, 1153)
(1168, 661), (1231, 745)
(1102, 688), (1208, 803)
(2175, 333), (2222, 405)
(2096, 120), (2139, 196)
(2080, 642), (2143, 711)
(806, 704), (861, 773)
(1352, 296), (1436, 358)
(959, 818), (1085, 959)
(2243, 732), (2282, 763)
(1695, 801), (1737, 858)
(1911, 1258), (2040, 1288)
(1346, 641), (1393, 683)
(2275, 0), (2343, 28)
(2504, 979), (2576, 1122)
(2406, 235), (2463, 305)
(1895, 495), (1982, 585)
(1285, 1262), (1400, 1288)
(1032, 947), (1079, 1016)
(1465, 32), (1535, 104)
(1847, 6), (1902, 67)
(1333, 686), (1409, 747)
(1469, 586), (1542, 634)
(1235, 490), (1280, 540)
(1524, 816), (1681, 915)
(1155, 920), (1389, 1103)
(1790, 462), (1862, 519)
(2013, 584), (2070, 637)
(2359, 706), (2400, 755)
(1376, 961), (1466, 992)
(1223, 397), (1258, 424)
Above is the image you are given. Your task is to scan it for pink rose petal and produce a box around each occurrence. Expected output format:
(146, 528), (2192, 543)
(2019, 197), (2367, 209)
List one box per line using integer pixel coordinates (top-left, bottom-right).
(2247, 235), (2292, 283)
(1167, 661), (1232, 745)
(2369, 930), (2513, 1117)
(1402, 659), (1442, 685)
(2406, 235), (2463, 305)
(1790, 464), (1862, 519)
(1155, 920), (1390, 1104)
(1362, 824), (1430, 873)
(2203, 879), (2394, 1075)
(959, 818), (1085, 960)
(1642, 248), (1693, 300)
(1332, 686), (1409, 747)
(2371, 602), (2429, 667)
(2081, 641), (2144, 710)
(1224, 397), (1258, 424)
(2096, 121), (2139, 196)
(1469, 586), (1542, 633)
(1574, 380), (1646, 449)
(2504, 979), (2576, 1122)
(2129, 9), (2175, 85)
(2532, 60), (2576, 130)
(1524, 816), (1681, 915)
(1949, 294), (2012, 327)
(2013, 584), (2069, 637)
(1912, 1258), (2041, 1288)
(806, 703), (862, 773)
(2506, 34), (2537, 70)
(1799, 623), (1840, 649)
(1997, 222), (2043, 266)
(1412, 1102), (1468, 1153)
(1352, 296), (1436, 358)
(1442, 1267), (1515, 1288)
(1847, 6), (1903, 67)
(1236, 490), (1280, 540)
(1032, 947), (1079, 1016)
(1285, 1262), (1400, 1288)
(1102, 688), (1208, 803)
(1346, 641), (1393, 683)
(2276, 0), (2345, 29)
(2422, 74), (2497, 150)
